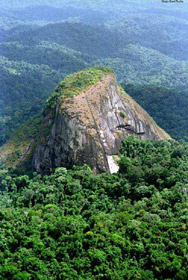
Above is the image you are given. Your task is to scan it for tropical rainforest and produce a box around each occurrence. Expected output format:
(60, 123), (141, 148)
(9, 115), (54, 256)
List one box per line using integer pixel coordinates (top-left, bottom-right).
(1, 0), (188, 144)
(1, 1), (188, 279)
(1, 137), (188, 279)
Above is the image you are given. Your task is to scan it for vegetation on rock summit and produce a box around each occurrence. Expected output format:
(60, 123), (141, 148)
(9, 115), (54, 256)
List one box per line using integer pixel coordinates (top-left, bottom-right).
(46, 67), (113, 110)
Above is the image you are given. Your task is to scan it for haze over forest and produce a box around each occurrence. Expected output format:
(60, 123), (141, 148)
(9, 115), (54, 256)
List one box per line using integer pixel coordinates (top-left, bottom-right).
(0, 0), (188, 143)
(1, 1), (188, 280)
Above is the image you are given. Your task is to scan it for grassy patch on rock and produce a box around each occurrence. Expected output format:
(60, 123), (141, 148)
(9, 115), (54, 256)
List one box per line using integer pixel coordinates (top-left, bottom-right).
(46, 67), (113, 110)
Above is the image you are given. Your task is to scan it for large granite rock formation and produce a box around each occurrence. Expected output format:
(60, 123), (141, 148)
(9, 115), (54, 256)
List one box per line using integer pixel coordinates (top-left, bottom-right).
(32, 69), (170, 173)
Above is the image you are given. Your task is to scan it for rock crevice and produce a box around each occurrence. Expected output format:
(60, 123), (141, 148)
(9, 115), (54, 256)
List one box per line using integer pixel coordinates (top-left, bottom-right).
(33, 74), (170, 174)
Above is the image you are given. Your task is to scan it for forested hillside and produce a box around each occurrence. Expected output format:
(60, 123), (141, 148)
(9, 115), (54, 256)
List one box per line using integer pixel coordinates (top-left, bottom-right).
(122, 84), (188, 141)
(0, 56), (62, 145)
(0, 0), (188, 144)
(0, 137), (188, 279)
(1, 2), (188, 279)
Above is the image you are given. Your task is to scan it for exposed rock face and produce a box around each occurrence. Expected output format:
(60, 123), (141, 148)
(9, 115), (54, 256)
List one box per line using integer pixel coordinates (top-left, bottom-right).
(33, 74), (170, 173)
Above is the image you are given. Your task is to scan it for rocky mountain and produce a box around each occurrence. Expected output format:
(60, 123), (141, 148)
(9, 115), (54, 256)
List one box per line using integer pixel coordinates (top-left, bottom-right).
(0, 67), (170, 173)
(1, 4), (188, 144)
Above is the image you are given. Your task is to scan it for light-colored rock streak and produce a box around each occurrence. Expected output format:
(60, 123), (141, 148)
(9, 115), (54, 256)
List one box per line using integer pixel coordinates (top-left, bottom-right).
(107, 156), (119, 174)
(32, 74), (171, 174)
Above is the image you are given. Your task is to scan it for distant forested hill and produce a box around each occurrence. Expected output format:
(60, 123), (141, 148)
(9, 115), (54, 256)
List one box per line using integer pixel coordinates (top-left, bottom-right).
(122, 84), (188, 141)
(0, 1), (188, 144)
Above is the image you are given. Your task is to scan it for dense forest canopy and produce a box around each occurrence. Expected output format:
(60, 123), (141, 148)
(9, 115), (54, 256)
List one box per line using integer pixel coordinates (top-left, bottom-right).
(0, 137), (188, 279)
(1, 1), (188, 279)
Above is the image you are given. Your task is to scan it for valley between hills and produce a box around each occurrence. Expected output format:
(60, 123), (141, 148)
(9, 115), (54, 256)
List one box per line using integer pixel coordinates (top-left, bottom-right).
(0, 1), (188, 279)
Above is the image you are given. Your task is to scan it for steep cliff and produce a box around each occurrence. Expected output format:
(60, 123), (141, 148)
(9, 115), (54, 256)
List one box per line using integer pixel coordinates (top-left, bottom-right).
(33, 67), (171, 173)
(0, 67), (171, 173)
